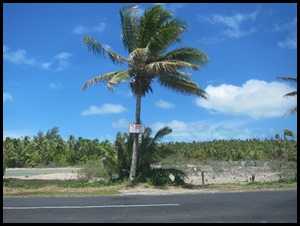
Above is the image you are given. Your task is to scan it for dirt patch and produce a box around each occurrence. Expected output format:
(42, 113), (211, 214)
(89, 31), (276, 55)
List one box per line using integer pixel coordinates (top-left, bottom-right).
(4, 161), (295, 185)
(3, 185), (112, 196)
(4, 167), (80, 180)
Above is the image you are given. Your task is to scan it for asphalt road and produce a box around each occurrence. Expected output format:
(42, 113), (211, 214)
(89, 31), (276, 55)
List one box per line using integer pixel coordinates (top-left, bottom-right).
(3, 190), (297, 223)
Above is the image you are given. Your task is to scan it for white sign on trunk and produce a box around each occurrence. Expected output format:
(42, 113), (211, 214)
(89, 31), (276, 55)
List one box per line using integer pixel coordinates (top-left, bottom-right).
(129, 124), (145, 134)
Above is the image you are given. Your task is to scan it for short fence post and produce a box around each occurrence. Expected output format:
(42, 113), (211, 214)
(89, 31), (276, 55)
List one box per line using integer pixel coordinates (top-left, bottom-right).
(194, 166), (205, 187)
(201, 171), (205, 186)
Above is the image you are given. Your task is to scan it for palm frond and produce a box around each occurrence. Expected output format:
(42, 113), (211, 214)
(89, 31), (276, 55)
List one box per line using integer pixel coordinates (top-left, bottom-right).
(276, 76), (297, 115)
(152, 126), (173, 144)
(138, 4), (173, 48)
(146, 60), (199, 73)
(82, 34), (128, 64)
(139, 127), (153, 153)
(147, 20), (188, 55)
(168, 71), (192, 80)
(283, 91), (297, 98)
(286, 107), (297, 115)
(143, 127), (153, 138)
(158, 72), (208, 99)
(129, 48), (150, 67)
(108, 70), (131, 90)
(276, 76), (297, 83)
(101, 147), (118, 170)
(159, 47), (209, 65)
(139, 126), (173, 167)
(284, 129), (295, 138)
(120, 4), (139, 53)
(82, 70), (129, 90)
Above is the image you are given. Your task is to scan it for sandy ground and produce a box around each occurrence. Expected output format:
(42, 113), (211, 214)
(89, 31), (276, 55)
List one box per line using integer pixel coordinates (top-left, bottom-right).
(4, 167), (80, 180)
(6, 172), (80, 180)
(4, 161), (282, 185)
(181, 162), (281, 185)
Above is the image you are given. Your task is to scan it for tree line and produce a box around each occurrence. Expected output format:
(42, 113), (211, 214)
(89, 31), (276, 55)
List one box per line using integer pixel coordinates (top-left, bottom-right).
(3, 126), (297, 169)
(160, 137), (297, 164)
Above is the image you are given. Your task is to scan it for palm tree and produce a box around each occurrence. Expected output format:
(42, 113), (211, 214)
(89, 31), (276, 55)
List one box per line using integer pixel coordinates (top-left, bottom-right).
(276, 76), (297, 115)
(82, 4), (209, 181)
(283, 129), (294, 140)
(138, 126), (174, 175)
(275, 129), (294, 162)
(102, 126), (186, 185)
(114, 131), (132, 179)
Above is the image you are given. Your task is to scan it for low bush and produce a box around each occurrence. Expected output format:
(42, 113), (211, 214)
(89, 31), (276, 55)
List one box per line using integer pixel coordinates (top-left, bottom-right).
(136, 168), (186, 186)
(78, 159), (114, 182)
(3, 161), (6, 177)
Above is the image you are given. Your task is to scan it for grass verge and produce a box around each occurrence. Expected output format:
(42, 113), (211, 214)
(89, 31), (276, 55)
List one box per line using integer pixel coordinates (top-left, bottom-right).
(3, 177), (297, 197)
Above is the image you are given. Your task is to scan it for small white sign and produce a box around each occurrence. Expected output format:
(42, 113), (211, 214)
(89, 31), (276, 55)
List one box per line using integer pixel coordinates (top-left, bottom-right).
(129, 124), (145, 134)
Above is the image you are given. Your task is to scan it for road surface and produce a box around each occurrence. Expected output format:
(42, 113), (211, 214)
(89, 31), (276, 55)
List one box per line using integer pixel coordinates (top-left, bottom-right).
(3, 190), (297, 223)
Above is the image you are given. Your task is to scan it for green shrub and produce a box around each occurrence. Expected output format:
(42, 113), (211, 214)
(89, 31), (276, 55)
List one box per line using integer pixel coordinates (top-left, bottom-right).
(78, 159), (114, 182)
(137, 168), (186, 186)
(4, 181), (40, 189)
(3, 161), (6, 177)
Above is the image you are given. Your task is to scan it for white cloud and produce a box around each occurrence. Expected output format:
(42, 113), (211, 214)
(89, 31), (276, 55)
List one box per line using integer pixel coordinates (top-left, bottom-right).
(53, 52), (72, 71)
(3, 92), (13, 102)
(42, 52), (72, 71)
(81, 103), (127, 116)
(116, 90), (133, 98)
(72, 25), (85, 34)
(272, 17), (297, 33)
(4, 45), (72, 71)
(112, 118), (130, 128)
(152, 120), (190, 139)
(55, 52), (72, 60)
(151, 119), (255, 142)
(49, 83), (63, 90)
(272, 17), (297, 50)
(155, 100), (175, 109)
(278, 35), (297, 49)
(72, 22), (106, 34)
(3, 45), (36, 65)
(195, 79), (296, 119)
(200, 9), (259, 39)
(41, 62), (52, 70)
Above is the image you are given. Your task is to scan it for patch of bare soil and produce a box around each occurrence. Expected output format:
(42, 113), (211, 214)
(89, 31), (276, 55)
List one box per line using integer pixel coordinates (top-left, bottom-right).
(4, 161), (296, 196)
(4, 161), (282, 184)
(181, 161), (281, 185)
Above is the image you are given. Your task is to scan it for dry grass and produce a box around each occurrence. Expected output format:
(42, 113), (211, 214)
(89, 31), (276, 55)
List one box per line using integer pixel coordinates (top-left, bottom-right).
(3, 184), (121, 197)
(3, 178), (297, 197)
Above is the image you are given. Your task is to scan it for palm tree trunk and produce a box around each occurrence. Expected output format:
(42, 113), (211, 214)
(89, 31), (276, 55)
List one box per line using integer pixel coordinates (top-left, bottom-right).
(129, 92), (142, 181)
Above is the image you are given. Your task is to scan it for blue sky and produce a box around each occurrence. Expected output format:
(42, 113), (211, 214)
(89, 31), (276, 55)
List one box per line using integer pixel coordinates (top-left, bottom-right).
(3, 3), (297, 143)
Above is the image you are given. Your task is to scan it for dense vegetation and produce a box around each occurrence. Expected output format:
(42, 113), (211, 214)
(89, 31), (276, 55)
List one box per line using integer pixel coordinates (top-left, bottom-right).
(3, 126), (297, 169)
(160, 138), (297, 164)
(3, 126), (297, 186)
